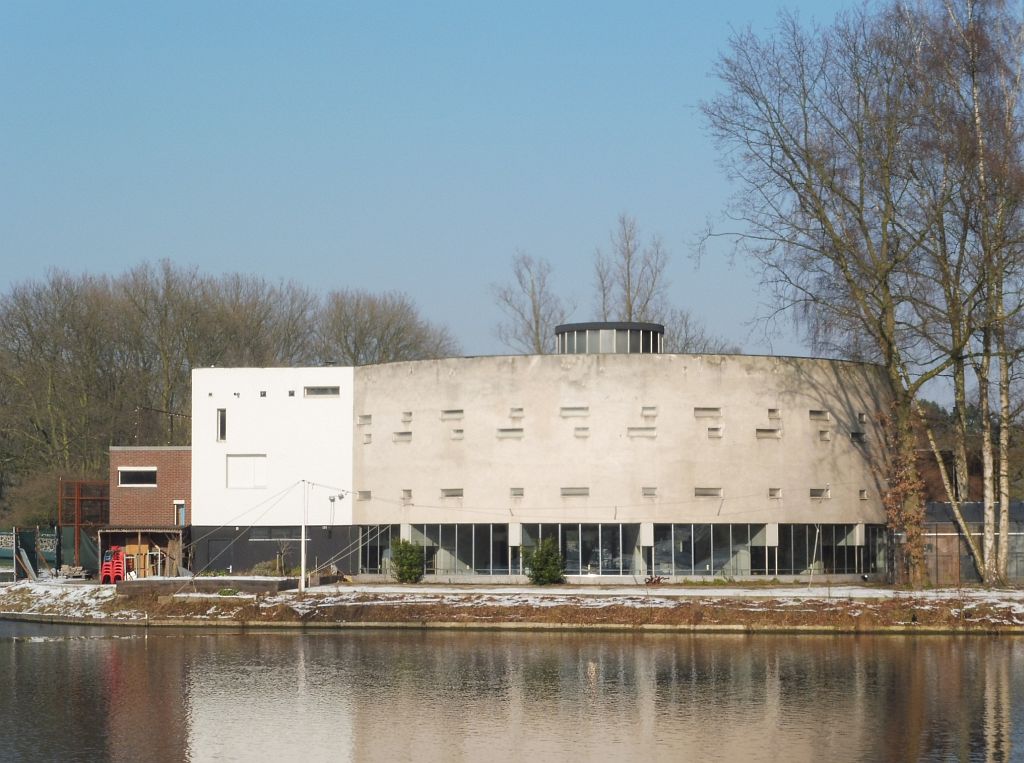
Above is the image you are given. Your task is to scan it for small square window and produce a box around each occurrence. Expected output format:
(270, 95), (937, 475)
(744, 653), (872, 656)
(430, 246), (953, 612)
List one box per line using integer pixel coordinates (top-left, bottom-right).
(641, 406), (658, 418)
(510, 487), (524, 498)
(858, 412), (868, 424)
(401, 411), (413, 423)
(402, 489), (412, 503)
(851, 431), (866, 444)
(769, 487), (782, 499)
(362, 433), (372, 444)
(356, 490), (372, 501)
(574, 427), (590, 438)
(859, 489), (868, 500)
(259, 390), (267, 398)
(288, 390), (295, 397)
(509, 407), (524, 419)
(768, 408), (781, 419)
(358, 414), (372, 426)
(819, 430), (832, 442)
(451, 429), (464, 440)
(642, 486), (657, 497)
(707, 427), (723, 439)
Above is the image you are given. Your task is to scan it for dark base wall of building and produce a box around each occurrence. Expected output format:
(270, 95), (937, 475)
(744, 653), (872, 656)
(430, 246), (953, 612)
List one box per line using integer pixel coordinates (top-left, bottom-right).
(189, 526), (360, 576)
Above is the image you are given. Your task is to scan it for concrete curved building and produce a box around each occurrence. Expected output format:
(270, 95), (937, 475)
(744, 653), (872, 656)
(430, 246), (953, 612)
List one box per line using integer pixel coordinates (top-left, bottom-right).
(191, 323), (891, 581)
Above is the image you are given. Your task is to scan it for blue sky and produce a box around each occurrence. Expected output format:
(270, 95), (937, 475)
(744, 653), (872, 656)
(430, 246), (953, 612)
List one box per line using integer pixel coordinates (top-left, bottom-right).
(1, 1), (851, 357)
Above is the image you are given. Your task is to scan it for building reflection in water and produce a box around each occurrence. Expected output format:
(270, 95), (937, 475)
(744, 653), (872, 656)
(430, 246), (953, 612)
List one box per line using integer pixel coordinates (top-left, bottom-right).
(1, 623), (1021, 761)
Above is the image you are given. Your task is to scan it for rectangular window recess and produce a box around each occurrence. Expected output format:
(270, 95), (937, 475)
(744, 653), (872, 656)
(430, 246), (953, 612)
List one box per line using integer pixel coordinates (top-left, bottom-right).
(497, 428), (524, 439)
(574, 427), (590, 438)
(450, 429), (464, 440)
(561, 487), (590, 497)
(707, 427), (723, 439)
(356, 491), (371, 501)
(288, 390), (295, 397)
(768, 487), (782, 499)
(851, 431), (867, 444)
(809, 409), (830, 421)
(627, 426), (657, 438)
(810, 488), (831, 499)
(694, 407), (722, 418)
(357, 414), (372, 426)
(695, 487), (723, 498)
(216, 409), (227, 442)
(509, 407), (524, 418)
(362, 434), (372, 444)
(393, 431), (412, 443)
(768, 408), (781, 419)
(401, 489), (412, 502)
(441, 488), (464, 498)
(440, 409), (464, 420)
(859, 489), (869, 500)
(560, 406), (589, 417)
(401, 411), (413, 423)
(857, 412), (868, 424)
(756, 428), (782, 439)
(259, 390), (267, 398)
(642, 486), (657, 497)
(510, 487), (524, 498)
(117, 467), (157, 487)
(641, 406), (658, 418)
(304, 386), (340, 397)
(225, 454), (268, 489)
(819, 430), (832, 442)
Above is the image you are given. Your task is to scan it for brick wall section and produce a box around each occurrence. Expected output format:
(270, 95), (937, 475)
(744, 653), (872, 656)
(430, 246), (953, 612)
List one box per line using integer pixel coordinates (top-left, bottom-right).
(109, 447), (192, 527)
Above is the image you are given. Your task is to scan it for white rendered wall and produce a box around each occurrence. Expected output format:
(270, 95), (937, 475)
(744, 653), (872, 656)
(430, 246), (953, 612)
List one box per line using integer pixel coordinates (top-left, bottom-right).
(191, 367), (353, 527)
(352, 353), (890, 527)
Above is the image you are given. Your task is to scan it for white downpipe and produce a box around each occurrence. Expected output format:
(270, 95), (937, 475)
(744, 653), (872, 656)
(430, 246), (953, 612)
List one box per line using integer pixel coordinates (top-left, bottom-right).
(300, 480), (308, 592)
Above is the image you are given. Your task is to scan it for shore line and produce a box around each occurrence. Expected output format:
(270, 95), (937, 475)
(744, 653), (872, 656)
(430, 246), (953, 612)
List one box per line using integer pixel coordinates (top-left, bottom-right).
(4, 579), (1024, 635)
(2, 610), (1023, 635)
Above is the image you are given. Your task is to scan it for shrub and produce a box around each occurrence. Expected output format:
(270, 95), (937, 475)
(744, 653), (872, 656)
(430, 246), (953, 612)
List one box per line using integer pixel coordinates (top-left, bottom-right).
(524, 538), (565, 585)
(249, 560), (278, 576)
(390, 539), (425, 583)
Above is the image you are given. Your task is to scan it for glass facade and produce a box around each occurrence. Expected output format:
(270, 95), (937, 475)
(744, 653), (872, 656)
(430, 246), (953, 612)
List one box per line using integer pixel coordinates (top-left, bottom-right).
(359, 523), (888, 578)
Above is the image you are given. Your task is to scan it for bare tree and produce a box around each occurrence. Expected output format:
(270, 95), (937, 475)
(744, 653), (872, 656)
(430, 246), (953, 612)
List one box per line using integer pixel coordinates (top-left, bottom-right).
(594, 214), (669, 322)
(703, 7), (954, 584)
(493, 253), (571, 354)
(704, 1), (1024, 585)
(315, 289), (460, 366)
(661, 307), (741, 354)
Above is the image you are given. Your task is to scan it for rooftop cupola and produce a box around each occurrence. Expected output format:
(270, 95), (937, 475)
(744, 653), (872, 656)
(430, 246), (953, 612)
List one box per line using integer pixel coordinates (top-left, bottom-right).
(554, 322), (664, 355)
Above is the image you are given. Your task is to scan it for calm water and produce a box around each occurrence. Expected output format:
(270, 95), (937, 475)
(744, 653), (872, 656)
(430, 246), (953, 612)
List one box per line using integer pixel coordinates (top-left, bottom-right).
(1, 620), (1022, 762)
